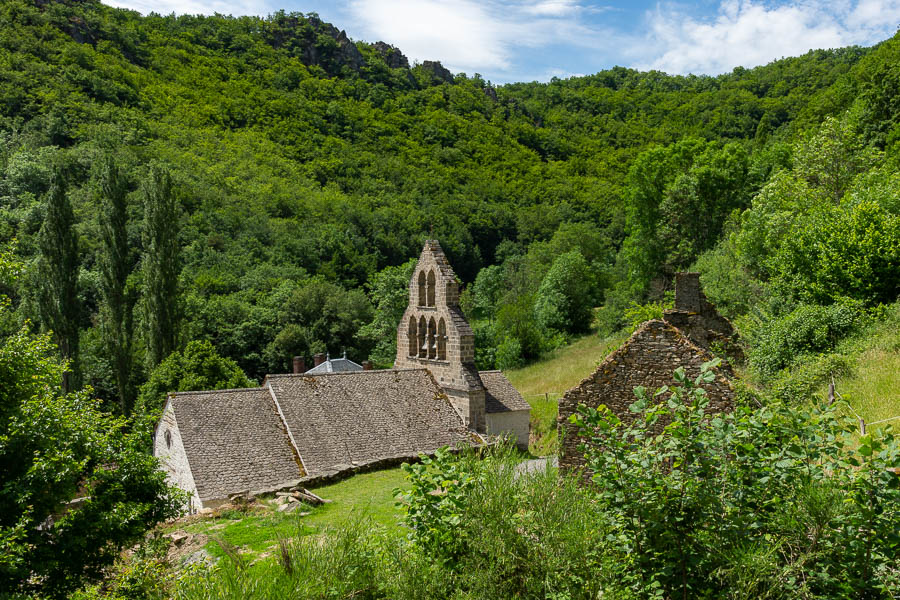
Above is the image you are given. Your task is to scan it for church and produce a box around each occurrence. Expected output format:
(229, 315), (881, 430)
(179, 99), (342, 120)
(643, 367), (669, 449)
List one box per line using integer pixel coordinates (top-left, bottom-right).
(153, 241), (531, 511)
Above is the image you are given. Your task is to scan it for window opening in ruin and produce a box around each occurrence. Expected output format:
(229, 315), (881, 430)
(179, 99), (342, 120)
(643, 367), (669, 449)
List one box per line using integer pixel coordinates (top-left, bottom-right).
(165, 430), (172, 449)
(426, 270), (436, 306)
(427, 317), (437, 359)
(418, 271), (426, 306)
(437, 318), (447, 360)
(408, 316), (418, 356)
(418, 315), (427, 358)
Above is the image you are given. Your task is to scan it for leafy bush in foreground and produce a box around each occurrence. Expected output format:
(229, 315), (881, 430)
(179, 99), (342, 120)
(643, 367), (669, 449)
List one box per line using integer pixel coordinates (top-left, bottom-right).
(573, 359), (900, 599)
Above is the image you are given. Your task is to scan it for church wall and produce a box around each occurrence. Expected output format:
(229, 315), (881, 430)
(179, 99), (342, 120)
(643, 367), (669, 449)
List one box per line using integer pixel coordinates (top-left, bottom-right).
(395, 240), (486, 430)
(486, 410), (530, 450)
(153, 400), (202, 512)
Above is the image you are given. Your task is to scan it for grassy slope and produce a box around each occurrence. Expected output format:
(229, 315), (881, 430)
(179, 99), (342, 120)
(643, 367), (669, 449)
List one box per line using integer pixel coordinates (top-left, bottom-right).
(824, 305), (900, 429)
(174, 468), (410, 562)
(506, 332), (628, 455)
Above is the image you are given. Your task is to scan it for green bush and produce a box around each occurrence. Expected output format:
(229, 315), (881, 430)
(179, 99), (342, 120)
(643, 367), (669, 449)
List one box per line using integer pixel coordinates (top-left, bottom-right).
(748, 302), (861, 378)
(572, 359), (900, 599)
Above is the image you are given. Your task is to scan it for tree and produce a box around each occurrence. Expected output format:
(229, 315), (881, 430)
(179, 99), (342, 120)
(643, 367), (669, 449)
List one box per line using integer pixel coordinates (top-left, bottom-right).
(137, 339), (255, 417)
(142, 165), (180, 368)
(0, 247), (181, 597)
(97, 156), (138, 415)
(534, 250), (593, 334)
(358, 258), (416, 367)
(36, 164), (80, 392)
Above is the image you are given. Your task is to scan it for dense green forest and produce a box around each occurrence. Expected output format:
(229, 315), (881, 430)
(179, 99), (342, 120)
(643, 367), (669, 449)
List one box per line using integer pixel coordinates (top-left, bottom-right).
(2, 0), (900, 596)
(2, 0), (897, 416)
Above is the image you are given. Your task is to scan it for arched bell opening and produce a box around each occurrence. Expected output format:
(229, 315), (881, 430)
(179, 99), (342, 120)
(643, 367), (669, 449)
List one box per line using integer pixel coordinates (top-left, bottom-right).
(437, 318), (447, 360)
(418, 271), (427, 307)
(408, 316), (418, 357)
(427, 317), (437, 359)
(426, 270), (436, 306)
(418, 316), (427, 358)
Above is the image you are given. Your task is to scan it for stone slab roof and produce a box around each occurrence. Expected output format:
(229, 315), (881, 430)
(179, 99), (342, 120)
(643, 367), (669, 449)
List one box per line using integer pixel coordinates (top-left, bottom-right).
(170, 388), (304, 502)
(479, 370), (530, 413)
(267, 369), (477, 476)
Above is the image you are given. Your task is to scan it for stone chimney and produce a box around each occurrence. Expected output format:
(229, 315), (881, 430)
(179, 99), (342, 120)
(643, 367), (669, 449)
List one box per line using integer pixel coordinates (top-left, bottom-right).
(313, 353), (326, 367)
(674, 272), (702, 313)
(663, 272), (740, 361)
(292, 356), (305, 374)
(362, 360), (373, 371)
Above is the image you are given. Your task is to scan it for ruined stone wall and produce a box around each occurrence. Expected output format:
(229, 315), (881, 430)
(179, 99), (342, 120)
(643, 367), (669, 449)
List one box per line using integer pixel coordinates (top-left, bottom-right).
(663, 272), (743, 362)
(557, 320), (734, 477)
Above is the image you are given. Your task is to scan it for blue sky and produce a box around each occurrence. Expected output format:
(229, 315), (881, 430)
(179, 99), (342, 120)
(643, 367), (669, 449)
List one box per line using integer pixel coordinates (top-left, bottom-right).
(103, 0), (900, 83)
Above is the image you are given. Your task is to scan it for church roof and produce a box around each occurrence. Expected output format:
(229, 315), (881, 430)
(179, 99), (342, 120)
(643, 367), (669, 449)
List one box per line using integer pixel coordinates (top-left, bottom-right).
(169, 388), (304, 502)
(479, 370), (531, 413)
(266, 369), (478, 477)
(164, 368), (484, 502)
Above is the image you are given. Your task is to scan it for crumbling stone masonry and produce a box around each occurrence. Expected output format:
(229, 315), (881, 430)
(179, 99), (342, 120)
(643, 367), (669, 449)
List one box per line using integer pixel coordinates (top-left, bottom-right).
(557, 273), (736, 478)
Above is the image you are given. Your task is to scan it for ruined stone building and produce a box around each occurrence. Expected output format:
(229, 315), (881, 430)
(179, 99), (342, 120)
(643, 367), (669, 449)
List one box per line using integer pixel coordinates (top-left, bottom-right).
(153, 241), (530, 511)
(557, 272), (737, 477)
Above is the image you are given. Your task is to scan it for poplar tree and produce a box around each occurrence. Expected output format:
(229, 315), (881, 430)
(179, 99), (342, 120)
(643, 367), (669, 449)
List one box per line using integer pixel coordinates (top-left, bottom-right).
(97, 157), (137, 414)
(37, 165), (80, 392)
(141, 165), (180, 368)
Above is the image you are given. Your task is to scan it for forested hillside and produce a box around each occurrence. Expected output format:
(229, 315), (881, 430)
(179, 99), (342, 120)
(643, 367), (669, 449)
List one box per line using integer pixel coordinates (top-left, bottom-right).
(0, 0), (898, 415)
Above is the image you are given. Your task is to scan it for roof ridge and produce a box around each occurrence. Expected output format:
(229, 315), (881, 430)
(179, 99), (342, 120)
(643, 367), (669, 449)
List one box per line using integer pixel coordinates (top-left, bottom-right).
(266, 368), (428, 379)
(170, 387), (265, 396)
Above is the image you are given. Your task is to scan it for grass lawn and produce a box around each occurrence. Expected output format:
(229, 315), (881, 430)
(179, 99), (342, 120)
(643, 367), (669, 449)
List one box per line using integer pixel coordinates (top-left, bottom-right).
(170, 467), (411, 563)
(506, 331), (627, 455)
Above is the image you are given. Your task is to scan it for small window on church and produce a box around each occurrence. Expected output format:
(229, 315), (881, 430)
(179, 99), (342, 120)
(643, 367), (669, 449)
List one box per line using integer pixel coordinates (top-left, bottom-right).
(165, 430), (172, 449)
(408, 316), (418, 356)
(437, 318), (447, 360)
(426, 270), (436, 306)
(418, 271), (426, 306)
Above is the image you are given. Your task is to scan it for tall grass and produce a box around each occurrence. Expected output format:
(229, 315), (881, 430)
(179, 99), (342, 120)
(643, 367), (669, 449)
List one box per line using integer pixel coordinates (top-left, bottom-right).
(506, 331), (627, 455)
(174, 447), (611, 600)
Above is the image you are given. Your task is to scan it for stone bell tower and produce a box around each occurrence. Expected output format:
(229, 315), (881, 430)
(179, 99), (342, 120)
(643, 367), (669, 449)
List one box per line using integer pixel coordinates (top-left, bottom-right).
(395, 240), (486, 432)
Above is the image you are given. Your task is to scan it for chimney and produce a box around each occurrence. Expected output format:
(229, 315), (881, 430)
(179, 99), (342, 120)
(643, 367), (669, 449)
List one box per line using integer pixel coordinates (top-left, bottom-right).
(362, 360), (373, 371)
(314, 353), (326, 367)
(674, 272), (702, 313)
(292, 356), (305, 374)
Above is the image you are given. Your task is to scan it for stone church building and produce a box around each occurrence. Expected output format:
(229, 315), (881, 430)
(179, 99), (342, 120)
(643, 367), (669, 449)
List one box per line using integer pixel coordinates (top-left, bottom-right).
(557, 272), (738, 477)
(153, 241), (530, 511)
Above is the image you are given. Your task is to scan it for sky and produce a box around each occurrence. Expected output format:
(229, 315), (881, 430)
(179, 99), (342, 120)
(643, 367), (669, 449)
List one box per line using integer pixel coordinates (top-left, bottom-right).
(102, 0), (900, 83)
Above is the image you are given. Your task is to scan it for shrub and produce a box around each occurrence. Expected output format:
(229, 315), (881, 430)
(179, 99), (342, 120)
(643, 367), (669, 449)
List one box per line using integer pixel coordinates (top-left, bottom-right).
(572, 359), (900, 599)
(494, 336), (524, 371)
(622, 297), (672, 332)
(772, 201), (900, 306)
(748, 302), (861, 378)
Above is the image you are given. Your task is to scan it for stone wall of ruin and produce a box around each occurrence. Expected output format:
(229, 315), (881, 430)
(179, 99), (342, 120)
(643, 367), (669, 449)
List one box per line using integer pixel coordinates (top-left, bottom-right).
(557, 320), (734, 478)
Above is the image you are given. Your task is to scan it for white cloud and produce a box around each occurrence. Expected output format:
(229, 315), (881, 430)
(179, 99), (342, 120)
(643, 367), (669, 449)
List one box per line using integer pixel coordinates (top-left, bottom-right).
(345, 0), (602, 74)
(637, 0), (900, 75)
